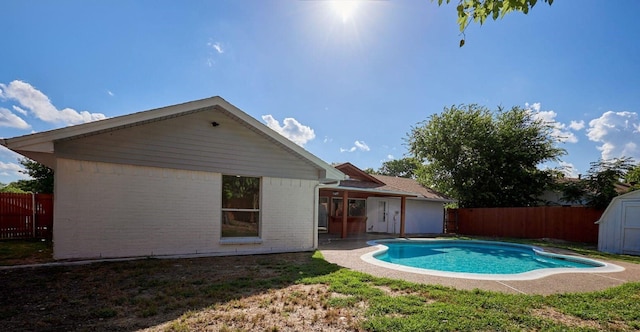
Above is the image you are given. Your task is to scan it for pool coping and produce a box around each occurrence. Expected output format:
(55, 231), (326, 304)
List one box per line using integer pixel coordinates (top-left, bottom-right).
(318, 236), (640, 295)
(360, 238), (625, 281)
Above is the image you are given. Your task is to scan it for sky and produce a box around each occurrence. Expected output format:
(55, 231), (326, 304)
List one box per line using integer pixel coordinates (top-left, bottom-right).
(1, 0), (639, 185)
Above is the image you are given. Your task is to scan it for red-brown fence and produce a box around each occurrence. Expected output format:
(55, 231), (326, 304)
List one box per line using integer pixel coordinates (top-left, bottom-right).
(445, 206), (603, 243)
(0, 193), (53, 240)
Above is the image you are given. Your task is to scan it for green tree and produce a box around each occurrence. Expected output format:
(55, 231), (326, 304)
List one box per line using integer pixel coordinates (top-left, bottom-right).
(14, 158), (54, 193)
(407, 104), (564, 208)
(376, 157), (423, 179)
(583, 158), (635, 209)
(434, 0), (554, 46)
(626, 163), (640, 190)
(363, 167), (378, 175)
(0, 182), (28, 193)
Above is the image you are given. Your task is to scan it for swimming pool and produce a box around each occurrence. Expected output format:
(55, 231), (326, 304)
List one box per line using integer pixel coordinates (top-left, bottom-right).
(361, 239), (625, 280)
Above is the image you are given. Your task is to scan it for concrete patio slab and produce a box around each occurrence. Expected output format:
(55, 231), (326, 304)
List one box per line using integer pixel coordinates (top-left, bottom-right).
(318, 236), (640, 295)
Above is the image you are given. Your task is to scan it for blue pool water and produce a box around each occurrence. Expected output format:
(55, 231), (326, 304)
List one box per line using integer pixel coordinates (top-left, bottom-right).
(373, 240), (602, 275)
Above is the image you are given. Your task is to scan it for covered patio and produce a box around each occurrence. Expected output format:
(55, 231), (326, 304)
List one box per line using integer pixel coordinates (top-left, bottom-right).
(319, 186), (416, 239)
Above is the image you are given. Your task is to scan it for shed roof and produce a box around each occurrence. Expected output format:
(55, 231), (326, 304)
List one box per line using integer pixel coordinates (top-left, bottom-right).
(596, 189), (640, 224)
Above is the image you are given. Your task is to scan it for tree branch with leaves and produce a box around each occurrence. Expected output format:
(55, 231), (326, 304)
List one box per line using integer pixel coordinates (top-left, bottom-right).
(434, 0), (554, 46)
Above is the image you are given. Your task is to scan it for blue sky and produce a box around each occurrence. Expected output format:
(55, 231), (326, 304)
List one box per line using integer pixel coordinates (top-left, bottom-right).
(1, 0), (639, 184)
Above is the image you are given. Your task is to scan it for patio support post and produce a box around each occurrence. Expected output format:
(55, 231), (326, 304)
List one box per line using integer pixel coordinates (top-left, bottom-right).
(400, 196), (406, 237)
(341, 191), (348, 238)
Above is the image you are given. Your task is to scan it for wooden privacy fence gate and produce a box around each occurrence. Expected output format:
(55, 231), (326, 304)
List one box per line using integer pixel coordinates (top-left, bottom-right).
(446, 206), (604, 243)
(0, 193), (53, 240)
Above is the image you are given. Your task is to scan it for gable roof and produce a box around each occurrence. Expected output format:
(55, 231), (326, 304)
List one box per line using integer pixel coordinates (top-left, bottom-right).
(327, 163), (452, 202)
(334, 162), (384, 184)
(596, 189), (640, 224)
(1, 96), (344, 183)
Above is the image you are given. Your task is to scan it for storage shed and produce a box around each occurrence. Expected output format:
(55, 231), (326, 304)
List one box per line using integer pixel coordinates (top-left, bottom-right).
(596, 190), (640, 255)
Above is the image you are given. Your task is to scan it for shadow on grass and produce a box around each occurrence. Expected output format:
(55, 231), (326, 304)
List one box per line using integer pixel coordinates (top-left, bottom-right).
(0, 250), (341, 331)
(0, 240), (53, 266)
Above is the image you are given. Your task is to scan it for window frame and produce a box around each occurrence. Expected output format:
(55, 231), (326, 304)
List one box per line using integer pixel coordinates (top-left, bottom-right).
(220, 174), (261, 240)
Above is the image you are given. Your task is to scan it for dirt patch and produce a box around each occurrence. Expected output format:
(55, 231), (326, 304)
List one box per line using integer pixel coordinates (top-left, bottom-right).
(0, 252), (348, 331)
(531, 306), (603, 330)
(143, 284), (365, 331)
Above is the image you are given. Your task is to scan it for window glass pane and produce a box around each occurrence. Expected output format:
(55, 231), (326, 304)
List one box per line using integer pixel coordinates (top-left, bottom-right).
(348, 199), (366, 216)
(221, 175), (260, 238)
(222, 211), (259, 237)
(332, 198), (366, 217)
(222, 175), (260, 209)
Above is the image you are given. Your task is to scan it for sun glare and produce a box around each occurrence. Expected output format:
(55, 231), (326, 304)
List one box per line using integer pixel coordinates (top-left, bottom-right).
(329, 0), (360, 23)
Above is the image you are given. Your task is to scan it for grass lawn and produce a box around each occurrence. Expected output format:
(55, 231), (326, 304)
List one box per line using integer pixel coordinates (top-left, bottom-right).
(0, 240), (53, 266)
(1, 241), (639, 331)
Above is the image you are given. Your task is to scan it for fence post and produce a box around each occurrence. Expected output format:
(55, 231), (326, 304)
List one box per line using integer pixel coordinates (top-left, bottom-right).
(32, 192), (36, 238)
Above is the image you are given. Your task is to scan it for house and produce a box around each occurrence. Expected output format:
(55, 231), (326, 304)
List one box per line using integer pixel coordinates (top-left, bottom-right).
(318, 162), (452, 238)
(596, 189), (640, 255)
(1, 97), (344, 259)
(539, 176), (633, 206)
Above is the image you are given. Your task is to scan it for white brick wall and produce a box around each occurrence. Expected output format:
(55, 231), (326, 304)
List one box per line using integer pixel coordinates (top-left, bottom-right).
(53, 159), (317, 259)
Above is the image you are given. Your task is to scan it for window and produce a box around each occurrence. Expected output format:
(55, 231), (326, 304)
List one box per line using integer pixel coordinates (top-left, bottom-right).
(221, 175), (260, 238)
(332, 198), (366, 217)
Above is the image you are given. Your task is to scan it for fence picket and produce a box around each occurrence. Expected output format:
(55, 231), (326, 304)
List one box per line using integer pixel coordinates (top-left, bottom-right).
(0, 193), (53, 240)
(447, 206), (602, 243)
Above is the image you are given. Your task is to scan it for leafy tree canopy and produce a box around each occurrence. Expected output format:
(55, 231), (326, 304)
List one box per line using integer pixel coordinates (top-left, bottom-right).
(585, 158), (635, 208)
(375, 157), (423, 179)
(407, 104), (564, 208)
(363, 167), (378, 175)
(626, 163), (640, 191)
(434, 0), (554, 46)
(0, 182), (28, 193)
(14, 158), (54, 194)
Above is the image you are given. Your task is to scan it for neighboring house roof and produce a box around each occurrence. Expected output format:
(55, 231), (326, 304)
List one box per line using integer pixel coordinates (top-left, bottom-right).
(1, 96), (344, 183)
(329, 162), (452, 202)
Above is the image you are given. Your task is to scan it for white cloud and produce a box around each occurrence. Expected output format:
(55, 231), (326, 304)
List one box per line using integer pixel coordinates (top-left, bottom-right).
(354, 140), (370, 151)
(323, 136), (333, 143)
(526, 103), (578, 143)
(12, 105), (28, 115)
(569, 120), (585, 131)
(587, 111), (640, 160)
(558, 161), (579, 178)
(340, 140), (370, 153)
(340, 147), (356, 153)
(261, 114), (316, 147)
(206, 40), (225, 67)
(0, 108), (30, 129)
(525, 102), (541, 112)
(211, 42), (224, 54)
(0, 159), (27, 179)
(387, 154), (395, 160)
(107, 90), (114, 97)
(0, 80), (106, 125)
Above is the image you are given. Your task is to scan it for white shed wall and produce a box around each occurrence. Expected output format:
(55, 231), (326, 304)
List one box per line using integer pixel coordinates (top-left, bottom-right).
(53, 158), (317, 259)
(365, 197), (444, 235)
(404, 199), (445, 234)
(597, 190), (640, 255)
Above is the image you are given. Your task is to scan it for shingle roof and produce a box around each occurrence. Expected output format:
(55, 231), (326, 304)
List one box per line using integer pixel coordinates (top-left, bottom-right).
(331, 162), (451, 202)
(371, 174), (451, 201)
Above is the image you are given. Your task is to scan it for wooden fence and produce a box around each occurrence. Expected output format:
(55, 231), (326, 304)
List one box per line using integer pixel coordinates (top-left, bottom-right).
(445, 206), (603, 243)
(0, 193), (53, 240)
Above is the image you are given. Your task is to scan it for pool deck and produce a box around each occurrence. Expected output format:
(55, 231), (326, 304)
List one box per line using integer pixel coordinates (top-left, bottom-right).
(318, 234), (640, 295)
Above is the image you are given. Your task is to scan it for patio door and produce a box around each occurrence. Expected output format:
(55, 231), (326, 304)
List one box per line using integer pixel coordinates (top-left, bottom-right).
(372, 200), (389, 233)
